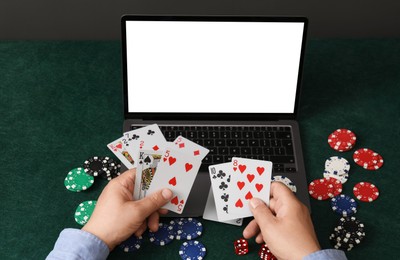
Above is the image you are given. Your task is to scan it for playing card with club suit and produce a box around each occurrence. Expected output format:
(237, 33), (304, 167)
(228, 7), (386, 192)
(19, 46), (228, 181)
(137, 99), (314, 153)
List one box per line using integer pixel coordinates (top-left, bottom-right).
(208, 162), (238, 221)
(146, 148), (202, 214)
(124, 124), (167, 167)
(133, 150), (163, 200)
(202, 186), (243, 226)
(173, 136), (209, 161)
(227, 157), (272, 218)
(107, 138), (136, 169)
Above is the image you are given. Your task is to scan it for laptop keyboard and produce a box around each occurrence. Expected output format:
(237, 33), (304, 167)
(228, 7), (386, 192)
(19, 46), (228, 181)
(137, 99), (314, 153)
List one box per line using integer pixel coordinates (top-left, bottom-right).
(130, 125), (296, 173)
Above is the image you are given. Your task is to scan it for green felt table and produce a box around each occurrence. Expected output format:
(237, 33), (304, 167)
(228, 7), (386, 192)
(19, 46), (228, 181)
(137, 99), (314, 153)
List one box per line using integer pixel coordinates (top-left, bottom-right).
(0, 39), (399, 259)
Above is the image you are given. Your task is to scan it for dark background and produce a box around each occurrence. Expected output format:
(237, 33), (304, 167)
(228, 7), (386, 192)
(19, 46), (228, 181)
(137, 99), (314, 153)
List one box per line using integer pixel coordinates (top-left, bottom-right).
(0, 0), (400, 40)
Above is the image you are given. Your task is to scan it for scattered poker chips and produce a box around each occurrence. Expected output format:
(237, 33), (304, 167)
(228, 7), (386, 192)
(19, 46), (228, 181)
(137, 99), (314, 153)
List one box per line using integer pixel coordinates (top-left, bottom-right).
(271, 175), (297, 193)
(64, 167), (94, 192)
(330, 216), (366, 251)
(179, 240), (206, 260)
(353, 148), (384, 170)
(330, 194), (357, 216)
(149, 222), (175, 246)
(353, 182), (379, 202)
(119, 234), (143, 252)
(328, 129), (357, 152)
(176, 218), (203, 240)
(74, 200), (96, 226)
(308, 177), (342, 200)
(324, 156), (350, 184)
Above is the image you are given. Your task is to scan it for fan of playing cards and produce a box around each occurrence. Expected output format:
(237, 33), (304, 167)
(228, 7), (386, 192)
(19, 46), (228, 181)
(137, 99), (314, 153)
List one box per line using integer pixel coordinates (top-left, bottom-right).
(107, 124), (272, 217)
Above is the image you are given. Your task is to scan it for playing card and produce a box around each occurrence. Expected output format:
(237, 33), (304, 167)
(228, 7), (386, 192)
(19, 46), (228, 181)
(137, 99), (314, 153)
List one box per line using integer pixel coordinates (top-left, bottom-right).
(146, 148), (202, 214)
(202, 187), (243, 226)
(208, 162), (237, 221)
(173, 136), (209, 161)
(124, 124), (167, 167)
(133, 150), (163, 200)
(107, 137), (136, 169)
(227, 157), (272, 218)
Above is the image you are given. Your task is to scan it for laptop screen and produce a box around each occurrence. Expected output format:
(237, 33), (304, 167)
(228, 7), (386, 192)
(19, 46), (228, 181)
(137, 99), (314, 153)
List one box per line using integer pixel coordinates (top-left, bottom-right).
(123, 16), (307, 117)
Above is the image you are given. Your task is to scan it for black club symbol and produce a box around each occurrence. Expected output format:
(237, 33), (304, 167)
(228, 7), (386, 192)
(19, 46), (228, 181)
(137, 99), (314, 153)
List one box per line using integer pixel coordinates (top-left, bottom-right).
(221, 193), (229, 202)
(130, 134), (139, 141)
(217, 170), (226, 179)
(223, 205), (228, 213)
(219, 182), (228, 191)
(227, 175), (231, 183)
(147, 130), (155, 135)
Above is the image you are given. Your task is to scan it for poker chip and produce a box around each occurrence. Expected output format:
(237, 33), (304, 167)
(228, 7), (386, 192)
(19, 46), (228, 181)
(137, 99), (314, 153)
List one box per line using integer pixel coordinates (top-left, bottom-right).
(83, 156), (108, 177)
(176, 218), (203, 240)
(101, 157), (122, 180)
(328, 129), (356, 152)
(353, 182), (379, 202)
(325, 177), (343, 197)
(330, 216), (366, 251)
(324, 156), (350, 176)
(149, 222), (175, 246)
(119, 234), (143, 252)
(179, 240), (206, 260)
(308, 178), (335, 200)
(74, 200), (96, 226)
(330, 194), (357, 216)
(353, 148), (384, 170)
(64, 167), (94, 192)
(323, 171), (349, 184)
(271, 175), (297, 193)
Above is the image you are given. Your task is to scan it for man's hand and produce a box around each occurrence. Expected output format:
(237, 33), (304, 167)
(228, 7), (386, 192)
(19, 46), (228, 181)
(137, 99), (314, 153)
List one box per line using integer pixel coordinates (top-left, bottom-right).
(82, 168), (173, 250)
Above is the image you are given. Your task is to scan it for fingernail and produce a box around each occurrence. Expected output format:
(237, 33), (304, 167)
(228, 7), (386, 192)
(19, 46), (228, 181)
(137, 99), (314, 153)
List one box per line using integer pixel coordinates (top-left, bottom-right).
(162, 189), (173, 199)
(250, 198), (262, 209)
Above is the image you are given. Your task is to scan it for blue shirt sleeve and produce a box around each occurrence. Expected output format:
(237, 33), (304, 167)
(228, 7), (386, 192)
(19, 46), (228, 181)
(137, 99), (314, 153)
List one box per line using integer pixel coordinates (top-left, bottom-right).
(303, 249), (347, 260)
(46, 228), (109, 260)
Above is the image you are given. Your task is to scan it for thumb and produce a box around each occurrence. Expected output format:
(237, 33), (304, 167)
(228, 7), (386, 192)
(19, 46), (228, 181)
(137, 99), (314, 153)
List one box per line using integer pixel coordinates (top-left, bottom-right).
(134, 189), (173, 217)
(249, 198), (275, 230)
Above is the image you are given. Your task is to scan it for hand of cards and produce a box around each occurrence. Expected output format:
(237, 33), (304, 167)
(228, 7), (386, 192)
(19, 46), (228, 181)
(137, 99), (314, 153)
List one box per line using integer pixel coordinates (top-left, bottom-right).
(107, 124), (273, 218)
(107, 124), (209, 214)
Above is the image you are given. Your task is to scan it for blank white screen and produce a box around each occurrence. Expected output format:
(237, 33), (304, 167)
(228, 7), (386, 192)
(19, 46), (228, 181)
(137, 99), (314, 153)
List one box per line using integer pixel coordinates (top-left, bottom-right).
(126, 20), (304, 113)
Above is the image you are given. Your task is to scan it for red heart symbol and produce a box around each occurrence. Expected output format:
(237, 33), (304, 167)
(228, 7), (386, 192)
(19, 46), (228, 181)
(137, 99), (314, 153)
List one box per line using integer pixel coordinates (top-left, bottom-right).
(163, 157), (167, 162)
(235, 199), (243, 208)
(238, 164), (246, 173)
(152, 145), (159, 151)
(256, 167), (265, 175)
(255, 183), (264, 192)
(185, 163), (193, 172)
(179, 143), (185, 148)
(247, 174), (255, 183)
(116, 143), (123, 149)
(180, 200), (184, 204)
(169, 157), (176, 165)
(171, 196), (179, 205)
(168, 177), (177, 186)
(237, 181), (245, 190)
(194, 150), (200, 156)
(233, 167), (237, 172)
(245, 191), (253, 200)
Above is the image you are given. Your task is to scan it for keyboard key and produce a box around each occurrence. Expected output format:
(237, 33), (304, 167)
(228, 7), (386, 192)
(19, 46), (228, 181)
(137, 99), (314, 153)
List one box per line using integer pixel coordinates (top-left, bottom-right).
(273, 167), (284, 173)
(263, 147), (274, 155)
(215, 140), (226, 146)
(238, 140), (248, 146)
(260, 139), (271, 147)
(249, 139), (260, 146)
(218, 147), (229, 154)
(199, 131), (208, 138)
(270, 156), (295, 164)
(253, 132), (264, 138)
(221, 132), (231, 138)
(271, 139), (282, 147)
(187, 131), (197, 139)
(210, 131), (219, 139)
(276, 132), (292, 139)
(232, 132), (242, 138)
(229, 147), (240, 155)
(203, 156), (212, 164)
(252, 147), (263, 155)
(243, 132), (253, 138)
(285, 167), (297, 173)
(227, 139), (237, 146)
(204, 139), (215, 146)
(213, 155), (223, 164)
(240, 147), (251, 154)
(265, 132), (275, 139)
(274, 147), (286, 155)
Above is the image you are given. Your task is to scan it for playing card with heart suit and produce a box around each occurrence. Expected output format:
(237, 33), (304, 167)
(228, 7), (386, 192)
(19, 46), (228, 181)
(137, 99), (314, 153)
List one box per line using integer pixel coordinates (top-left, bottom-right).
(227, 157), (272, 218)
(146, 148), (202, 214)
(208, 162), (237, 221)
(173, 136), (209, 161)
(124, 124), (167, 167)
(133, 150), (163, 200)
(107, 138), (135, 169)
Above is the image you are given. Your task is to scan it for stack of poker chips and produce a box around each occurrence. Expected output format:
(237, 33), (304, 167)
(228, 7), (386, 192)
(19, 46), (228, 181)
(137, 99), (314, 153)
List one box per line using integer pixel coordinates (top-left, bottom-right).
(353, 148), (384, 170)
(83, 156), (121, 180)
(328, 129), (357, 152)
(329, 216), (366, 251)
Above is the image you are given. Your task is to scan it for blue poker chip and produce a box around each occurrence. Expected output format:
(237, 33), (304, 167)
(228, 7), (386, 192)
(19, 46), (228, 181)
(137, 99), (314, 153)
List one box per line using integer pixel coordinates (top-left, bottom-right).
(179, 240), (206, 260)
(330, 194), (357, 216)
(118, 234), (143, 252)
(149, 222), (175, 246)
(176, 218), (203, 240)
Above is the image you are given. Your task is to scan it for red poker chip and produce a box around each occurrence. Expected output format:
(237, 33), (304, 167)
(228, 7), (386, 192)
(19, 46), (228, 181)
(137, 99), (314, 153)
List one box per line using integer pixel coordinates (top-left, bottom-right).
(353, 148), (380, 169)
(328, 129), (356, 152)
(353, 182), (379, 202)
(325, 177), (343, 196)
(308, 178), (335, 200)
(366, 154), (384, 171)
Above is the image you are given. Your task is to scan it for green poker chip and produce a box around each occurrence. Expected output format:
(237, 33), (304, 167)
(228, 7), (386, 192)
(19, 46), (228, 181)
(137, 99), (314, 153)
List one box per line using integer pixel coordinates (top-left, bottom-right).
(74, 200), (97, 226)
(64, 167), (94, 192)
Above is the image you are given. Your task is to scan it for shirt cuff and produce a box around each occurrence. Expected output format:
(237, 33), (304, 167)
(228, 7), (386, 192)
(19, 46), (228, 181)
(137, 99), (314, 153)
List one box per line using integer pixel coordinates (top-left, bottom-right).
(303, 249), (347, 260)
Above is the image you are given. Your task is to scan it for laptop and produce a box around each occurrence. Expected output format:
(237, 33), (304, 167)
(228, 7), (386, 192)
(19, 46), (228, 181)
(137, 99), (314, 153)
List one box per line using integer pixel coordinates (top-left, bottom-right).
(121, 15), (310, 217)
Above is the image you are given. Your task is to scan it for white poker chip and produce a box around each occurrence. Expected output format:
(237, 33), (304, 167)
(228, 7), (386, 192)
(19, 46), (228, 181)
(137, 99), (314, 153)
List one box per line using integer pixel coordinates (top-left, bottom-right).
(271, 175), (297, 193)
(324, 156), (350, 176)
(323, 171), (349, 184)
